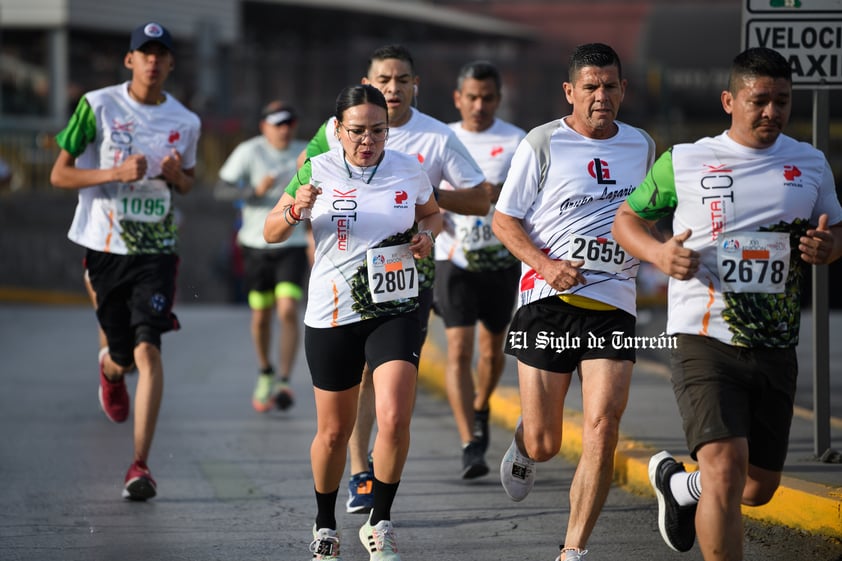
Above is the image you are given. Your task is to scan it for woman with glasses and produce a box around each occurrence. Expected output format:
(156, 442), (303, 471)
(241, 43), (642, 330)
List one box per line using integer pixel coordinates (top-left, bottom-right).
(264, 84), (442, 561)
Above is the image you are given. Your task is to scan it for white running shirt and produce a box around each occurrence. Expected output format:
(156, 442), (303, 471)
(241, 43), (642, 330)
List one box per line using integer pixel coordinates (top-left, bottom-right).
(436, 118), (526, 271)
(56, 82), (201, 255)
(219, 136), (309, 249)
(305, 107), (485, 289)
(496, 117), (656, 316)
(626, 131), (842, 347)
(287, 149), (434, 328)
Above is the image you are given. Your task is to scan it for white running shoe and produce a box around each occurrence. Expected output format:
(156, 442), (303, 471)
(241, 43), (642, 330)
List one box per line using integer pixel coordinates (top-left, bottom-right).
(359, 513), (400, 560)
(500, 419), (535, 501)
(555, 548), (588, 561)
(309, 526), (341, 560)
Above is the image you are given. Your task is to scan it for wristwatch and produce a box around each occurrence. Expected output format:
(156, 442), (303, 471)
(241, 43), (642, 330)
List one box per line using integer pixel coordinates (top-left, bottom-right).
(420, 229), (436, 245)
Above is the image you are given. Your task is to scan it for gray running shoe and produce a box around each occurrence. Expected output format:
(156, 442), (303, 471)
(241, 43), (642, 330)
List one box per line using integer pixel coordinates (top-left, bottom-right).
(499, 419), (535, 501)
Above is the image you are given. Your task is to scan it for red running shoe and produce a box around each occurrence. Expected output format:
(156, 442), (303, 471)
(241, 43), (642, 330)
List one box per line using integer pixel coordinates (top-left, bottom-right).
(98, 348), (129, 423)
(122, 460), (157, 501)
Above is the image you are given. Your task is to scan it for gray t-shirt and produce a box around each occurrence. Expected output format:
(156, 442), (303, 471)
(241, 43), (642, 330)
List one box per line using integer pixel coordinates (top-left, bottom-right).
(219, 136), (308, 249)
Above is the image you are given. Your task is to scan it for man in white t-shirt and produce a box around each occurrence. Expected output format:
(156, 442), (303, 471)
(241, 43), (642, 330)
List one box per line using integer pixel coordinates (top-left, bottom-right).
(50, 21), (201, 501)
(492, 43), (655, 561)
(300, 44), (492, 514)
(613, 47), (842, 561)
(433, 60), (525, 480)
(217, 101), (309, 413)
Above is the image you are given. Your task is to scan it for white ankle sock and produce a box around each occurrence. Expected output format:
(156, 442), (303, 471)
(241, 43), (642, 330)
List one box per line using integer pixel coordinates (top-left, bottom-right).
(669, 469), (701, 506)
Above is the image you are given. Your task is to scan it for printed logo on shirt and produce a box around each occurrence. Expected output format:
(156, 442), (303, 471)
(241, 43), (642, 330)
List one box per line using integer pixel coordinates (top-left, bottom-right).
(416, 153), (425, 164)
(519, 248), (552, 291)
(491, 146), (504, 157)
(111, 118), (136, 146)
(783, 165), (801, 181)
(332, 187), (358, 251)
(783, 164), (803, 188)
(700, 163), (734, 241)
(558, 183), (635, 214)
(168, 130), (181, 144)
(588, 158), (616, 185)
(112, 118), (136, 135)
(394, 190), (409, 208)
(110, 119), (136, 165)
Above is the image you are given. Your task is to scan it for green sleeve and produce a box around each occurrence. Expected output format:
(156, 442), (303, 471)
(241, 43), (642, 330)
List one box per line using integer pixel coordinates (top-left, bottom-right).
(305, 121), (331, 158)
(285, 159), (311, 197)
(54, 97), (98, 158)
(626, 148), (678, 221)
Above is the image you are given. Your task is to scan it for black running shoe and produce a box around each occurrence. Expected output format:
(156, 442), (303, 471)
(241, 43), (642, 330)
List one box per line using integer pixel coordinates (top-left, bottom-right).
(472, 408), (490, 454)
(649, 450), (697, 552)
(462, 439), (490, 479)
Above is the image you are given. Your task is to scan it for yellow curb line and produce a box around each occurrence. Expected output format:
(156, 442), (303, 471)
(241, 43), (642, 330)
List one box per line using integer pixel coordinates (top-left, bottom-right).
(419, 339), (842, 540)
(4, 287), (840, 538)
(0, 286), (89, 305)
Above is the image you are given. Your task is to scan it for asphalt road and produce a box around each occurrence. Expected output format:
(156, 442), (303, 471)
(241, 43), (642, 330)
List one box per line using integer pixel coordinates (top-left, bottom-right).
(1, 304), (840, 561)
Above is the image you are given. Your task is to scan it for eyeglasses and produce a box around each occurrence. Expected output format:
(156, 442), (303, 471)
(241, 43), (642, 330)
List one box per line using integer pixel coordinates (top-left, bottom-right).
(339, 123), (389, 143)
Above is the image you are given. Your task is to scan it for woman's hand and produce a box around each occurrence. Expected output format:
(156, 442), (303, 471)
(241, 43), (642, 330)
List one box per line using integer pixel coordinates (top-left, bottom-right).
(293, 182), (323, 217)
(409, 229), (435, 259)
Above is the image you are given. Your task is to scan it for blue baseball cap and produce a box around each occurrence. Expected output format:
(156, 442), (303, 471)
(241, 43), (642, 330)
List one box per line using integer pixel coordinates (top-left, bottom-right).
(129, 22), (174, 53)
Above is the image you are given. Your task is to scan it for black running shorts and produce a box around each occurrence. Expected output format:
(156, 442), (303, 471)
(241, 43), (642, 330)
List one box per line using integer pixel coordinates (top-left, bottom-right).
(305, 312), (421, 391)
(504, 296), (636, 373)
(85, 249), (180, 366)
(433, 260), (519, 332)
(241, 245), (308, 295)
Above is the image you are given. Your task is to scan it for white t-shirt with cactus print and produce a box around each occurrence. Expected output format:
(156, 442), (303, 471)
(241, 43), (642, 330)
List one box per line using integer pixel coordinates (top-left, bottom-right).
(287, 148), (434, 328)
(56, 82), (201, 255)
(626, 131), (842, 347)
(436, 118), (525, 272)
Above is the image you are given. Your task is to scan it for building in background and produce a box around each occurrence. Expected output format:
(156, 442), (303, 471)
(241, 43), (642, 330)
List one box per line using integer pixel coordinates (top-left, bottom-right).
(1, 0), (839, 304)
(2, 0), (839, 183)
(0, 0), (534, 188)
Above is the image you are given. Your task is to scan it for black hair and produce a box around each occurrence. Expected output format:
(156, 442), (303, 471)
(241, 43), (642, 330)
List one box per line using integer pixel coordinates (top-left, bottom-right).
(367, 44), (416, 76)
(334, 84), (389, 123)
(568, 43), (622, 82)
(728, 47), (792, 93)
(456, 60), (502, 92)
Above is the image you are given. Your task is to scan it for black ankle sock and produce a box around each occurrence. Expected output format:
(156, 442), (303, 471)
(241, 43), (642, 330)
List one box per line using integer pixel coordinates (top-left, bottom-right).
(314, 488), (338, 530)
(369, 478), (400, 525)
